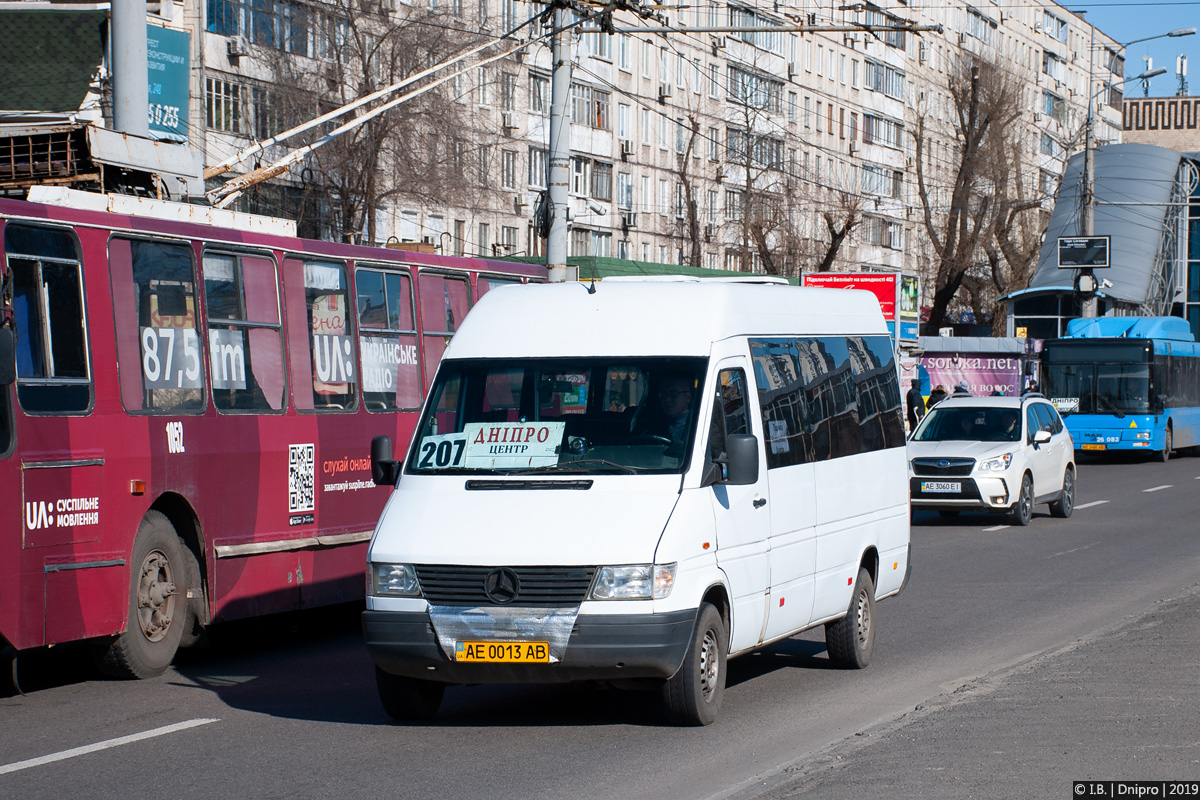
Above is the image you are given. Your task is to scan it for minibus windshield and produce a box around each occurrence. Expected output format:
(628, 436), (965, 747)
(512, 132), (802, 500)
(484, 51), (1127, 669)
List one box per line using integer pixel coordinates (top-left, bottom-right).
(407, 357), (708, 475)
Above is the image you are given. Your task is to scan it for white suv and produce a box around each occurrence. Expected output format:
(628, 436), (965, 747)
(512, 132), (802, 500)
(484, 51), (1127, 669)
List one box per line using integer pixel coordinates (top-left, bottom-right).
(907, 395), (1076, 525)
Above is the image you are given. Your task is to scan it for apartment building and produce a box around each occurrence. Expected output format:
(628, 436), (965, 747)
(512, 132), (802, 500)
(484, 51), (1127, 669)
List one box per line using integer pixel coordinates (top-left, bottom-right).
(0, 0), (1124, 298)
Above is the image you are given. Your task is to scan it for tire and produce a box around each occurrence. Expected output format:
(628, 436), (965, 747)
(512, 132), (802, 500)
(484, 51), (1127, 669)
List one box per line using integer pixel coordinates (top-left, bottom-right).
(662, 602), (727, 726)
(376, 667), (444, 721)
(93, 512), (188, 679)
(1049, 467), (1075, 518)
(826, 567), (876, 669)
(1158, 427), (1172, 463)
(176, 544), (206, 649)
(1009, 474), (1033, 527)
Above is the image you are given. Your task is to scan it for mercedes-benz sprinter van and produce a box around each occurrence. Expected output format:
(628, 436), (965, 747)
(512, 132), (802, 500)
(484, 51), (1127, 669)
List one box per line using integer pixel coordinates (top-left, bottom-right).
(364, 277), (911, 725)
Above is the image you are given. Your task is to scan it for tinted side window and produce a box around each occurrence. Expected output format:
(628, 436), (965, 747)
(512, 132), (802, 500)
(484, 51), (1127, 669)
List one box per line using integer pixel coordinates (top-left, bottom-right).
(110, 237), (205, 414)
(356, 266), (422, 411)
(203, 251), (285, 412)
(750, 335), (904, 469)
(418, 272), (471, 385)
(1025, 406), (1040, 442)
(478, 275), (521, 297)
(708, 368), (751, 462)
(283, 258), (356, 412)
(6, 224), (91, 413)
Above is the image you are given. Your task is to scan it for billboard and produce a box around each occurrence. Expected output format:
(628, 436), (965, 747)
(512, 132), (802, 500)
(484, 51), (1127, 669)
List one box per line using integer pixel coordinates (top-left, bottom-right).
(802, 273), (898, 320)
(147, 24), (190, 142)
(1057, 236), (1110, 269)
(802, 272), (920, 343)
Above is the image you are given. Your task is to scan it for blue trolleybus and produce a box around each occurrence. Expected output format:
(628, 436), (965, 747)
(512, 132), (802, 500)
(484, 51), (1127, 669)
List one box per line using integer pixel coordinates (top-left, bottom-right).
(1041, 317), (1200, 462)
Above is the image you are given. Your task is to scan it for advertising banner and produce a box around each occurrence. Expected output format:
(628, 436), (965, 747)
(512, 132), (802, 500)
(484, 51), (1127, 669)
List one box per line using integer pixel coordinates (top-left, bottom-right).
(918, 353), (1022, 397)
(147, 24), (190, 142)
(802, 272), (898, 321)
(899, 275), (919, 341)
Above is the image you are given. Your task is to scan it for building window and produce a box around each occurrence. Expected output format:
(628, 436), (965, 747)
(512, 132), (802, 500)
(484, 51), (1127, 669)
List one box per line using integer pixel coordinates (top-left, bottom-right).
(528, 147), (547, 188)
(529, 73), (548, 113)
(591, 161), (612, 202)
(206, 77), (242, 133)
(501, 149), (517, 190)
(863, 113), (903, 149)
(864, 60), (905, 101)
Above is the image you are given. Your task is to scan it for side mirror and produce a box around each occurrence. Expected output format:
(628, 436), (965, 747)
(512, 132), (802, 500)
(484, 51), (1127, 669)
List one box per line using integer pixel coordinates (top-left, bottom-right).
(1033, 429), (1052, 445)
(371, 435), (399, 486)
(724, 433), (760, 485)
(0, 328), (14, 386)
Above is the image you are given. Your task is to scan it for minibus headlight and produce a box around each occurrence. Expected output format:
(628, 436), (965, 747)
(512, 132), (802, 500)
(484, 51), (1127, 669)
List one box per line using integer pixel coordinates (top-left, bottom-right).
(371, 563), (422, 597)
(978, 453), (1013, 471)
(591, 563), (677, 600)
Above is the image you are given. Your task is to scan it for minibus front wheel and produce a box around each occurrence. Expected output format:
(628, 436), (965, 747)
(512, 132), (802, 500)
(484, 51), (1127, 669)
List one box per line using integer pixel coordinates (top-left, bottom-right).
(662, 602), (727, 726)
(376, 666), (444, 721)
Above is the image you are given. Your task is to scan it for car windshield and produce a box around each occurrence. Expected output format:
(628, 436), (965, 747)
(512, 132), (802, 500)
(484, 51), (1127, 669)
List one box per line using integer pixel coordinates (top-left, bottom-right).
(912, 405), (1021, 442)
(406, 357), (707, 475)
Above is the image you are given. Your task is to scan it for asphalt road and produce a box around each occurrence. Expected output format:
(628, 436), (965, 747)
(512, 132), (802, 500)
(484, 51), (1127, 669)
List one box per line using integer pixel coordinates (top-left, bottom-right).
(2, 452), (1198, 799)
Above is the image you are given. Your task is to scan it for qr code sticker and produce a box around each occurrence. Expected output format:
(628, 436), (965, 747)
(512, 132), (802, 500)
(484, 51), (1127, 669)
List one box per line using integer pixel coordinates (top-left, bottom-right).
(289, 443), (315, 513)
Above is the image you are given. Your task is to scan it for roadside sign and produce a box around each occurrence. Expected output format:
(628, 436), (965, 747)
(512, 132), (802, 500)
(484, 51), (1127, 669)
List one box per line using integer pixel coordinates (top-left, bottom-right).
(1057, 236), (1110, 269)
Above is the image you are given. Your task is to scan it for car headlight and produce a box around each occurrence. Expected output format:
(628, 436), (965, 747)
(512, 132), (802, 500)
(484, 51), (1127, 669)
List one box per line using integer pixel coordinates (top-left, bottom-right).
(978, 453), (1013, 471)
(590, 563), (677, 600)
(370, 563), (422, 597)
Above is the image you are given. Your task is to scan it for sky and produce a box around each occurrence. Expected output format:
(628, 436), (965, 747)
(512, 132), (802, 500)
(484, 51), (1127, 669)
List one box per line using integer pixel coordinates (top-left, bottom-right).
(1068, 1), (1200, 98)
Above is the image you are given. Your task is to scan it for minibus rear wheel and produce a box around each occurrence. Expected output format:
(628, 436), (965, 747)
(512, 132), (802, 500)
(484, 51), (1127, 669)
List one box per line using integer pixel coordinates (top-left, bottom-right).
(93, 512), (188, 679)
(825, 567), (876, 669)
(376, 667), (444, 721)
(662, 602), (726, 726)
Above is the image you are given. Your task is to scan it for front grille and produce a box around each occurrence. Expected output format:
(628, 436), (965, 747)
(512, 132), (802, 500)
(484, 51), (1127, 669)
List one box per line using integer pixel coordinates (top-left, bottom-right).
(415, 565), (597, 606)
(911, 457), (975, 477)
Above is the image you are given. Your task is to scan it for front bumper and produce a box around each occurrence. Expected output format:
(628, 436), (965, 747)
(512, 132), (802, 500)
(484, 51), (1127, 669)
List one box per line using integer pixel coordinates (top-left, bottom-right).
(909, 475), (1014, 510)
(363, 608), (697, 684)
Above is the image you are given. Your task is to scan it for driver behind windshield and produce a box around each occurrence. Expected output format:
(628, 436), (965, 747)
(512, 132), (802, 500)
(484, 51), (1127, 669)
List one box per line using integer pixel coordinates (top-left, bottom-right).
(633, 372), (695, 452)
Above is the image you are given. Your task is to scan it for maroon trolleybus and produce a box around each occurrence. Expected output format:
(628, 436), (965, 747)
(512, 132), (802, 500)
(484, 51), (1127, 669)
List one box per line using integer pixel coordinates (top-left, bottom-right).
(0, 187), (544, 678)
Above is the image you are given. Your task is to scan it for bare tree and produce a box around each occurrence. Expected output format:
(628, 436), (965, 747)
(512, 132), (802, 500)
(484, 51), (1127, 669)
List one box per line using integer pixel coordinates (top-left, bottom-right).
(252, 0), (499, 243)
(914, 55), (1036, 331)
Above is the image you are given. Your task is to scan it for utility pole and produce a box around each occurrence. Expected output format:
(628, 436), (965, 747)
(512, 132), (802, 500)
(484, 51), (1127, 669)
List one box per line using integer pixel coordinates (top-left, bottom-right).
(546, 7), (574, 283)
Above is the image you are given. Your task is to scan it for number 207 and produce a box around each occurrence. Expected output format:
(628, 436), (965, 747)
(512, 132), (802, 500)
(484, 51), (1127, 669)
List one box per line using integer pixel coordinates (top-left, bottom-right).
(419, 439), (465, 468)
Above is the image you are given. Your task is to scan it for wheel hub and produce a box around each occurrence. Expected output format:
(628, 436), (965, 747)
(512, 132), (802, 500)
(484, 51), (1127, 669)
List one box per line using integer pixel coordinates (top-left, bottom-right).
(136, 551), (177, 643)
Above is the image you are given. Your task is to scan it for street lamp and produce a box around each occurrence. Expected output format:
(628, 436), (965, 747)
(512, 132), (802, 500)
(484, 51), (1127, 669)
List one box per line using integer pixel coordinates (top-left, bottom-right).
(1076, 25), (1196, 316)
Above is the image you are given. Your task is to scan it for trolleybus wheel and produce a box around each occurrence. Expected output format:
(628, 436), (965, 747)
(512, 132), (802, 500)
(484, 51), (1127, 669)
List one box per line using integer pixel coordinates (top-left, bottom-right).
(93, 512), (188, 679)
(826, 567), (876, 669)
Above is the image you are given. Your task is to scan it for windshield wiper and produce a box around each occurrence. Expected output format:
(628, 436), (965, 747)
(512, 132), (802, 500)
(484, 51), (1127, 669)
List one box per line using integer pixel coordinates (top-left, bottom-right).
(509, 458), (642, 475)
(1095, 393), (1126, 418)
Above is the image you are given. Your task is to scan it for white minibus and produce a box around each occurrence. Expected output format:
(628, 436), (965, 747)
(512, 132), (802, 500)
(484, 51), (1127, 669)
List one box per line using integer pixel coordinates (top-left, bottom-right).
(364, 277), (911, 725)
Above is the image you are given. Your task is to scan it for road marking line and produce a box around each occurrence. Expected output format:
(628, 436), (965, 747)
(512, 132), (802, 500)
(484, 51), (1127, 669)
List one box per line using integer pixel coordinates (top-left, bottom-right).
(1074, 500), (1110, 510)
(983, 525), (1010, 532)
(0, 718), (218, 776)
(1143, 485), (1173, 493)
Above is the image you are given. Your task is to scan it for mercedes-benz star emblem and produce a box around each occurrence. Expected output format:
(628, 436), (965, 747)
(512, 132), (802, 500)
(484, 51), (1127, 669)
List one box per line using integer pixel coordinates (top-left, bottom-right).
(483, 567), (520, 604)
